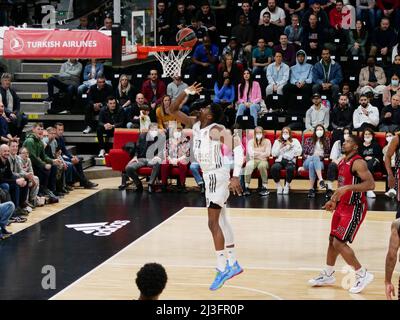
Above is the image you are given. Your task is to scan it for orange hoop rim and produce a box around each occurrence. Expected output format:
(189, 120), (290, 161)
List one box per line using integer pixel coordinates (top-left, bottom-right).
(136, 45), (193, 59)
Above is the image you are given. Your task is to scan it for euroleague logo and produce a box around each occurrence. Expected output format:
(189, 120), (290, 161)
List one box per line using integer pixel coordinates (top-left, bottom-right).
(65, 220), (130, 237)
(9, 36), (25, 52)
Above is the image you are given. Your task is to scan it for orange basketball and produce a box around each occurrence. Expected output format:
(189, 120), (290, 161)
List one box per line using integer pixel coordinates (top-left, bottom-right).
(176, 28), (197, 48)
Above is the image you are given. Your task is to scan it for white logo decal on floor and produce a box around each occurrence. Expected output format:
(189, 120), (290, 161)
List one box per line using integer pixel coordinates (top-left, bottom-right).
(65, 220), (130, 237)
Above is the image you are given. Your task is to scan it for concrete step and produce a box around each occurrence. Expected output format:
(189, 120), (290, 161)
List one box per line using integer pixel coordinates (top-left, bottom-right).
(83, 166), (120, 180)
(63, 131), (114, 144)
(17, 92), (48, 100)
(66, 145), (77, 156)
(21, 101), (49, 114)
(21, 63), (62, 73)
(26, 114), (84, 121)
(80, 154), (94, 169)
(12, 82), (48, 92)
(14, 72), (59, 81)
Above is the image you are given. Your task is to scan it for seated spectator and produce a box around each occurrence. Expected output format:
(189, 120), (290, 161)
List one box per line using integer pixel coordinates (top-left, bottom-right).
(309, 0), (335, 11)
(369, 17), (397, 59)
(266, 51), (290, 96)
(325, 127), (351, 199)
(330, 94), (353, 142)
(0, 144), (29, 217)
(299, 124), (331, 198)
(329, 0), (345, 30)
(256, 12), (279, 49)
(312, 48), (343, 103)
(305, 93), (330, 132)
(23, 123), (61, 200)
(77, 16), (95, 30)
(302, 1), (330, 29)
(195, 1), (217, 35)
(347, 20), (368, 60)
(99, 16), (112, 30)
(0, 201), (14, 239)
(189, 35), (220, 81)
(188, 17), (208, 43)
(231, 15), (254, 63)
(115, 74), (135, 110)
(167, 76), (189, 114)
(221, 37), (246, 69)
(45, 59), (82, 106)
(357, 56), (387, 96)
(271, 127), (302, 194)
(124, 124), (164, 193)
(97, 96), (125, 158)
(382, 73), (400, 106)
(156, 0), (170, 45)
(136, 263), (167, 300)
(251, 38), (273, 76)
(355, 0), (377, 31)
(169, 1), (190, 36)
(77, 59), (105, 96)
(302, 14), (325, 57)
(283, 50), (313, 105)
(380, 94), (400, 132)
(0, 73), (27, 137)
(359, 127), (382, 198)
(0, 101), (18, 144)
(83, 76), (114, 134)
(284, 14), (303, 47)
(190, 161), (205, 193)
(236, 70), (262, 127)
(243, 126), (272, 196)
(214, 76), (235, 108)
(274, 34), (297, 66)
(382, 130), (396, 198)
(341, 83), (356, 107)
(141, 69), (167, 119)
(353, 94), (380, 131)
(218, 53), (242, 87)
(236, 1), (259, 26)
(125, 93), (148, 129)
(389, 54), (400, 78)
(54, 122), (98, 189)
(156, 95), (181, 130)
(376, 0), (400, 30)
(161, 127), (190, 192)
(259, 0), (286, 28)
(284, 0), (305, 19)
(17, 147), (39, 207)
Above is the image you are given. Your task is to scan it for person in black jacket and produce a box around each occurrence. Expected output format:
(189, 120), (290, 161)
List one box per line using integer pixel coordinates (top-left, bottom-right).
(97, 96), (125, 158)
(83, 76), (114, 134)
(330, 94), (353, 143)
(0, 73), (27, 137)
(380, 94), (400, 132)
(123, 124), (165, 193)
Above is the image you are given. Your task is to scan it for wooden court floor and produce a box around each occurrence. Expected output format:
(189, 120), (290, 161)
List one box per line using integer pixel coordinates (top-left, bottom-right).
(51, 207), (398, 300)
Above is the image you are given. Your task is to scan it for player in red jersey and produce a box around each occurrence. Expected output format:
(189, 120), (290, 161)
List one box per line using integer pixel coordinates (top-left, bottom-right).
(309, 134), (375, 294)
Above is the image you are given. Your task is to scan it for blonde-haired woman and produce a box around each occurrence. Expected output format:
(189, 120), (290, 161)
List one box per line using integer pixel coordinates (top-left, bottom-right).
(116, 74), (135, 109)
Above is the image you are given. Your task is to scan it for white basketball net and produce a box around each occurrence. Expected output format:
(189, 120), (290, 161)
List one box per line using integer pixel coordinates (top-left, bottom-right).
(153, 48), (192, 78)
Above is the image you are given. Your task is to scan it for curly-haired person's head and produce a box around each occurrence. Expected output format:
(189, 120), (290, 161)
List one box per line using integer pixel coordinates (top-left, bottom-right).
(136, 263), (168, 300)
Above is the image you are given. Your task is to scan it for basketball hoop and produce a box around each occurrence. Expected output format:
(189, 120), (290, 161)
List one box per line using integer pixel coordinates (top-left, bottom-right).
(137, 45), (192, 78)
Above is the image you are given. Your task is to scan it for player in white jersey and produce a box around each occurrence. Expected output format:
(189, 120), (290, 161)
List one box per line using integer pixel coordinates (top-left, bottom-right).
(170, 82), (244, 290)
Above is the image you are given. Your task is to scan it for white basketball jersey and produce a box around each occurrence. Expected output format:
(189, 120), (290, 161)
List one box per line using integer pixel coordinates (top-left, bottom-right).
(192, 121), (226, 173)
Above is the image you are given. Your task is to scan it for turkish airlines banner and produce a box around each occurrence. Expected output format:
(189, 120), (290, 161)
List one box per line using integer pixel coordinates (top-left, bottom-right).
(3, 28), (111, 59)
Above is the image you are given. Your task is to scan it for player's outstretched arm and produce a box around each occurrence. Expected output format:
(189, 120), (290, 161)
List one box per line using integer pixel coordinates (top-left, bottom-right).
(385, 221), (400, 300)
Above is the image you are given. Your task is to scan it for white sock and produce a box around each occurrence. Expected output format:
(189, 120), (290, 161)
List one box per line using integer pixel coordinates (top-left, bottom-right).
(276, 182), (281, 188)
(325, 265), (335, 276)
(216, 250), (226, 272)
(262, 184), (268, 189)
(226, 247), (236, 267)
(285, 182), (290, 188)
(327, 181), (333, 190)
(356, 267), (366, 277)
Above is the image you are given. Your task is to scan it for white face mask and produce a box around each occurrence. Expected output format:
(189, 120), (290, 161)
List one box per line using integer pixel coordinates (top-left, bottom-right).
(315, 130), (324, 138)
(256, 133), (263, 140)
(364, 137), (372, 143)
(173, 132), (182, 140)
(282, 133), (290, 140)
(42, 137), (49, 145)
(386, 136), (393, 143)
(343, 133), (349, 141)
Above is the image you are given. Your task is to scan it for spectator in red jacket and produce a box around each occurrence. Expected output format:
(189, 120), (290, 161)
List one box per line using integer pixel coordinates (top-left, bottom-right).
(141, 69), (166, 117)
(329, 0), (344, 29)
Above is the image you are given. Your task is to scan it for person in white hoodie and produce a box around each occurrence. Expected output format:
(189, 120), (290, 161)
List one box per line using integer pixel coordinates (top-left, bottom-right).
(271, 127), (302, 194)
(304, 93), (330, 132)
(353, 94), (380, 131)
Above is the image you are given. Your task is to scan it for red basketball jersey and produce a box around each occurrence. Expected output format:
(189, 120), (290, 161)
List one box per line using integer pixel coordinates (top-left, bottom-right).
(337, 154), (366, 205)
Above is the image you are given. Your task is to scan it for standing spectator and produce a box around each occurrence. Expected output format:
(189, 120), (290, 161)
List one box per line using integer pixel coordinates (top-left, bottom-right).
(221, 37), (246, 69)
(357, 56), (387, 95)
(302, 14), (325, 57)
(116, 74), (136, 110)
(83, 76), (114, 134)
(141, 69), (167, 115)
(284, 0), (305, 19)
(218, 52), (243, 87)
(156, 0), (170, 45)
(369, 17), (397, 58)
(156, 95), (181, 130)
(300, 124), (331, 198)
(283, 50), (313, 104)
(0, 101), (18, 144)
(188, 17), (209, 42)
(312, 48), (343, 103)
(305, 93), (330, 132)
(45, 59), (82, 107)
(236, 70), (262, 127)
(259, 0), (286, 28)
(273, 34), (297, 66)
(251, 38), (273, 76)
(189, 36), (219, 80)
(243, 126), (272, 196)
(136, 263), (168, 300)
(160, 127), (190, 192)
(376, 0), (400, 30)
(302, 2), (330, 29)
(231, 15), (254, 63)
(382, 73), (400, 106)
(124, 124), (164, 193)
(356, 0), (378, 31)
(125, 93), (148, 129)
(271, 127), (302, 194)
(284, 14), (303, 47)
(266, 51), (290, 96)
(0, 73), (27, 137)
(167, 76), (189, 114)
(256, 12), (279, 48)
(18, 147), (40, 207)
(347, 20), (369, 60)
(353, 94), (380, 131)
(0, 201), (14, 239)
(380, 94), (400, 132)
(330, 94), (353, 142)
(97, 96), (125, 158)
(77, 59), (105, 96)
(359, 127), (382, 198)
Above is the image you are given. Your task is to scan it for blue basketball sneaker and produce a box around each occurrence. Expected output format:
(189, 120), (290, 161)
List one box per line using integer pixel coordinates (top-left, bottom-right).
(209, 267), (231, 291)
(226, 261), (243, 280)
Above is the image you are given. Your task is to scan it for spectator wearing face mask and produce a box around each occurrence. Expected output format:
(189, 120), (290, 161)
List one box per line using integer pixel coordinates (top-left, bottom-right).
(382, 74), (400, 107)
(271, 127), (302, 195)
(383, 131), (396, 198)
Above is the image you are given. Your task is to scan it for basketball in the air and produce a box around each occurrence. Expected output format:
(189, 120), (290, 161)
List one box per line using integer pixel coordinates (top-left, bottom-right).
(176, 28), (197, 48)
